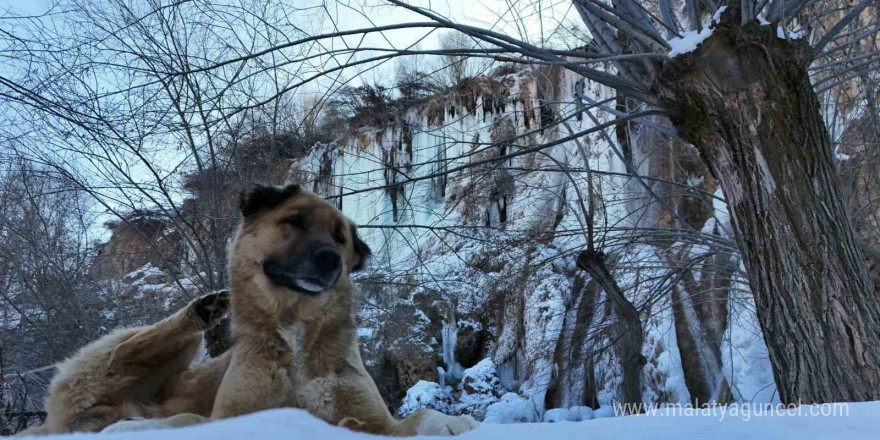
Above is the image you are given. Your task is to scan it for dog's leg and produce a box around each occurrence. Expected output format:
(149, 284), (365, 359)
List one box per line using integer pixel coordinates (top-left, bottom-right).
(211, 349), (290, 419)
(111, 291), (229, 364)
(333, 346), (479, 436)
(13, 424), (51, 437)
(68, 405), (124, 433)
(331, 349), (398, 435)
(152, 352), (232, 419)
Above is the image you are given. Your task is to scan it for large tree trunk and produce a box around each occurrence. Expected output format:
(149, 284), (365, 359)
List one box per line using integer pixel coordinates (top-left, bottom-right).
(654, 9), (880, 403)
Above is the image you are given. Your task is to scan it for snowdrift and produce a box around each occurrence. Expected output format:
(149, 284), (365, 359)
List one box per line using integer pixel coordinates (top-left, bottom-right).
(30, 401), (880, 440)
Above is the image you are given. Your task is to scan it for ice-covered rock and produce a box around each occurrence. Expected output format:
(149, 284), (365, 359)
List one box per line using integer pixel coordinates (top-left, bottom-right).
(397, 381), (455, 418)
(484, 393), (541, 424)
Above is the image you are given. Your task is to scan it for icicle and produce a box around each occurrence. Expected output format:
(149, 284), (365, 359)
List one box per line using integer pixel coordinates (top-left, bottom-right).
(441, 315), (464, 383)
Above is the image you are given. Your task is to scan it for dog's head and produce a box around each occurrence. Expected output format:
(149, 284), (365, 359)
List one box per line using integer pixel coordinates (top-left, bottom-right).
(233, 183), (371, 296)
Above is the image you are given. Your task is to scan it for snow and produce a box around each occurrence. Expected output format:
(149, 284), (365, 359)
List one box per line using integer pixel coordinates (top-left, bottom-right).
(667, 7), (727, 58)
(667, 27), (715, 58)
(593, 405), (616, 418)
(458, 359), (502, 419)
(541, 406), (594, 423)
(460, 359), (498, 395)
(28, 402), (880, 440)
(567, 406), (594, 421)
(541, 408), (569, 423)
(124, 263), (165, 282)
(484, 392), (541, 424)
(686, 175), (705, 188)
(397, 381), (455, 417)
(776, 26), (803, 40)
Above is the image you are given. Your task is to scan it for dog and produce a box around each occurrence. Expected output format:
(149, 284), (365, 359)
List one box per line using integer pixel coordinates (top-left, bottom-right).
(16, 291), (229, 436)
(193, 183), (477, 435)
(96, 183), (478, 436)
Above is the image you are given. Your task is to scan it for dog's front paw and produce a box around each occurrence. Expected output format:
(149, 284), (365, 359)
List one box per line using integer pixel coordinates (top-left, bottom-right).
(191, 290), (230, 329)
(412, 409), (479, 436)
(297, 376), (337, 422)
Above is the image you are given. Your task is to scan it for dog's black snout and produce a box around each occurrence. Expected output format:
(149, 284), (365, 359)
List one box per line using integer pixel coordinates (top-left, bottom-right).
(313, 246), (342, 272)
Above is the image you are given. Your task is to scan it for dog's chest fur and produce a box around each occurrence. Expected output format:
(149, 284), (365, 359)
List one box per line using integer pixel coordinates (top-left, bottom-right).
(277, 323), (336, 422)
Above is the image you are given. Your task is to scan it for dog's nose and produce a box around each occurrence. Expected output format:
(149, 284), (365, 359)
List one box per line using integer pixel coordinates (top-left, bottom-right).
(313, 246), (342, 273)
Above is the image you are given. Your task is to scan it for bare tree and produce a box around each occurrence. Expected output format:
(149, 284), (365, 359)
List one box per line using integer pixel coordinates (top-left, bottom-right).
(434, 31), (494, 87)
(375, 0), (880, 405)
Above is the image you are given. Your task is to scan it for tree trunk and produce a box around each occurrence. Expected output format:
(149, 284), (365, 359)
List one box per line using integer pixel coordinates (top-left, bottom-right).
(577, 250), (644, 410)
(654, 9), (880, 403)
(547, 278), (602, 409)
(667, 250), (732, 405)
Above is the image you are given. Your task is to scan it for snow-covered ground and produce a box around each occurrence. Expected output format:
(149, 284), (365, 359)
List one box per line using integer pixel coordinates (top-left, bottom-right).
(31, 402), (880, 440)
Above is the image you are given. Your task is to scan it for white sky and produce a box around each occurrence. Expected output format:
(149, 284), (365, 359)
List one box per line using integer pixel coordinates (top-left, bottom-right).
(0, 0), (583, 239)
(1, 0), (579, 45)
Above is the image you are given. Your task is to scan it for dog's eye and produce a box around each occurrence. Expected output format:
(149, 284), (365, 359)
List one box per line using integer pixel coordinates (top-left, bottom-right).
(333, 222), (347, 244)
(282, 214), (306, 229)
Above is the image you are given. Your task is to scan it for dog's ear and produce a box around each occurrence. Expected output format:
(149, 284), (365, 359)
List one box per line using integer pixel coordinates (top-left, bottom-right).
(239, 183), (300, 218)
(349, 224), (372, 272)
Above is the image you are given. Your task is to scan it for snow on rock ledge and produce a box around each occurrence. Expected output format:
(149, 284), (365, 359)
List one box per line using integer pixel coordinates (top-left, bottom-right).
(484, 392), (541, 424)
(397, 380), (455, 417)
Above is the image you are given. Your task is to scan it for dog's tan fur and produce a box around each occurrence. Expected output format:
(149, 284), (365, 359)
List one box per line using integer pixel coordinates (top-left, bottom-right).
(204, 184), (477, 436)
(16, 292), (229, 436)
(148, 351), (232, 419)
(27, 184), (476, 437)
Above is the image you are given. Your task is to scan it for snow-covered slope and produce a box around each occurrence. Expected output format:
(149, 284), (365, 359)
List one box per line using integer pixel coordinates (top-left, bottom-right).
(32, 402), (880, 440)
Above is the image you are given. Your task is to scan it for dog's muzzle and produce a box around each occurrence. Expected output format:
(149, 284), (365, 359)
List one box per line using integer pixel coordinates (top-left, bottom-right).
(263, 246), (342, 295)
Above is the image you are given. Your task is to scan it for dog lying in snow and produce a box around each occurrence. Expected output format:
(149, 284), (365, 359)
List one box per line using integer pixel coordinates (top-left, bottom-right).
(24, 184), (478, 437)
(16, 291), (228, 435)
(203, 183), (478, 435)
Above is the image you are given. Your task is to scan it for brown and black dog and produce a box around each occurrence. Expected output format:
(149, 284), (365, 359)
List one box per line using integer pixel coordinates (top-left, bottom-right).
(31, 183), (478, 437)
(205, 183), (478, 435)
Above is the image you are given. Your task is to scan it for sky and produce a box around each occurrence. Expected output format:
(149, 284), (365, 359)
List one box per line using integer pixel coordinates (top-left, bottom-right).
(1, 0), (582, 98)
(0, 0), (580, 46)
(0, 0), (583, 240)
(0, 0), (45, 15)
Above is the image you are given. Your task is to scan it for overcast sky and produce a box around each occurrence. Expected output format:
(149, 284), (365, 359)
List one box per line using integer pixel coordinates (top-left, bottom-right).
(0, 0), (582, 239)
(0, 0), (578, 47)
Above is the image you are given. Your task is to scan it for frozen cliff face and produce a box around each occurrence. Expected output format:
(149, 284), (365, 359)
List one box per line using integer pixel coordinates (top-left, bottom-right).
(288, 65), (777, 417)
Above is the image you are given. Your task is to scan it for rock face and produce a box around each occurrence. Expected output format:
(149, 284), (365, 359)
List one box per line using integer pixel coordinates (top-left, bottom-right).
(836, 116), (880, 298)
(89, 213), (183, 280)
(285, 63), (779, 416)
(395, 359), (504, 421)
(459, 359), (502, 420)
(360, 295), (441, 410)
